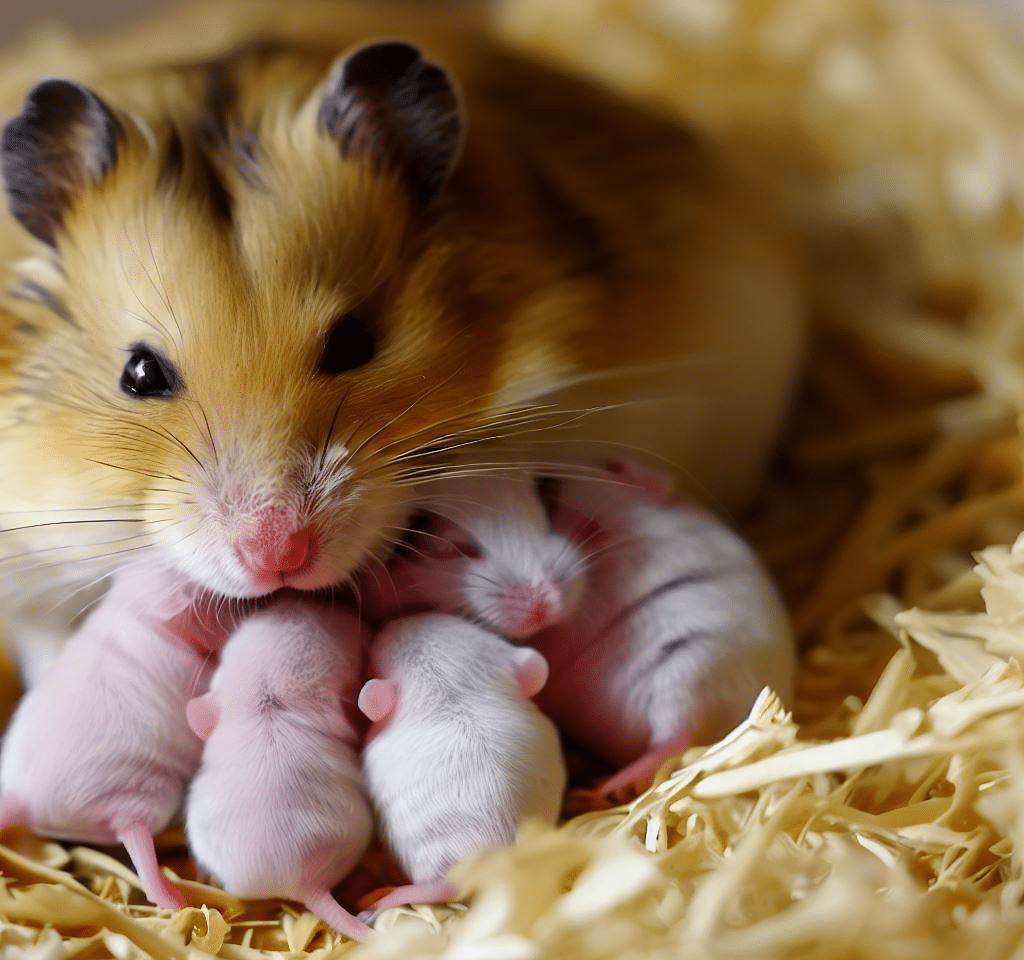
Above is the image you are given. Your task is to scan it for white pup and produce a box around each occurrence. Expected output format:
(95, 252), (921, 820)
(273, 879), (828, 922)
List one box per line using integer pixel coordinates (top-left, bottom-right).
(184, 599), (373, 941)
(358, 613), (566, 909)
(361, 472), (585, 640)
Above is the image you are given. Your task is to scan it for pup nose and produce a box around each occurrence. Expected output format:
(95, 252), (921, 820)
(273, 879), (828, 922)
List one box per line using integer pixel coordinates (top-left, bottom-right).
(236, 507), (316, 576)
(522, 597), (553, 632)
(502, 584), (562, 638)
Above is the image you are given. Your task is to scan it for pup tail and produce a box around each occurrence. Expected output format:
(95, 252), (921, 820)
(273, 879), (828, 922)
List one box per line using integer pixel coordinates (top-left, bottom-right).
(304, 889), (372, 941)
(117, 823), (186, 911)
(599, 729), (694, 803)
(371, 878), (457, 911)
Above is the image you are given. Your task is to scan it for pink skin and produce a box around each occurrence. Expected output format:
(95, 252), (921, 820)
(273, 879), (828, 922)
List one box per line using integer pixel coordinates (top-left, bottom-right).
(358, 474), (585, 640)
(184, 599), (373, 942)
(532, 462), (795, 801)
(603, 459), (677, 504)
(357, 614), (563, 912)
(232, 504), (318, 594)
(0, 558), (233, 910)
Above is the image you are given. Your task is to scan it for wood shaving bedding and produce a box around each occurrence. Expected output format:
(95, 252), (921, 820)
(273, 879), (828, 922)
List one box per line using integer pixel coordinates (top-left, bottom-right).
(4, 0), (1024, 956)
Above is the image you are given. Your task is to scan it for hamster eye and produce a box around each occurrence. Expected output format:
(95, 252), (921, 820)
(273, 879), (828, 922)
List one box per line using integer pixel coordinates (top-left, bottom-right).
(320, 313), (375, 374)
(120, 345), (179, 399)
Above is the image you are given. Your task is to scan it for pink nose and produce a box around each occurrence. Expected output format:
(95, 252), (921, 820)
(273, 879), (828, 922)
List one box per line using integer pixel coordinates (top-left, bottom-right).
(236, 507), (316, 576)
(502, 584), (561, 638)
(521, 598), (553, 633)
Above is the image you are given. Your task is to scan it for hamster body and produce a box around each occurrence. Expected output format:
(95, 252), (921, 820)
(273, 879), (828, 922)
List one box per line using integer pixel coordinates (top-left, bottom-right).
(0, 558), (226, 909)
(534, 466), (795, 796)
(184, 598), (372, 941)
(0, 9), (804, 670)
(358, 613), (565, 909)
(362, 473), (585, 638)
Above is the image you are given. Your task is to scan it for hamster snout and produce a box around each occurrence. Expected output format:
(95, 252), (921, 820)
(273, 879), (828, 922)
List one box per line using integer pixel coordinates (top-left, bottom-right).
(230, 504), (317, 586)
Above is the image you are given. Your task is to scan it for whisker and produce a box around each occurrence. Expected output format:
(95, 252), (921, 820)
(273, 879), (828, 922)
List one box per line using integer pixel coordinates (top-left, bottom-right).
(347, 363), (471, 462)
(85, 459), (187, 484)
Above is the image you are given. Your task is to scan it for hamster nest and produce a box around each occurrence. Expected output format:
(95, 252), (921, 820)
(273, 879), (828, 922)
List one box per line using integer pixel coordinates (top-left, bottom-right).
(4, 0), (1024, 956)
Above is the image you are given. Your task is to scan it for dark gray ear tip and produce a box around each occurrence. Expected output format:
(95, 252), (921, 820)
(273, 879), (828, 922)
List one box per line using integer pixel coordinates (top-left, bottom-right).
(341, 41), (424, 89)
(23, 78), (92, 118)
(12, 78), (121, 157)
(320, 40), (462, 208)
(1, 76), (121, 246)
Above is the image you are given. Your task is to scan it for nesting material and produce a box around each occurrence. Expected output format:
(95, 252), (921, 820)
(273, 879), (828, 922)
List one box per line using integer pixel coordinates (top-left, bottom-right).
(4, 0), (1024, 956)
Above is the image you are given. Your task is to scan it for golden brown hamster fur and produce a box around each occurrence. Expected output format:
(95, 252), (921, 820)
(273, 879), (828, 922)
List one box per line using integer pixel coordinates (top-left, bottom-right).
(0, 9), (804, 675)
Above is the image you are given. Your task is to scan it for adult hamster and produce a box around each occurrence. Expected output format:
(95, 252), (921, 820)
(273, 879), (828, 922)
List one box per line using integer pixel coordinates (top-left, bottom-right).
(0, 10), (804, 667)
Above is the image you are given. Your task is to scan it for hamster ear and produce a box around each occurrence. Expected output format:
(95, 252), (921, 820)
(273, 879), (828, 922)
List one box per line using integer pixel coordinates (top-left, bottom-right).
(513, 647), (549, 699)
(2, 79), (122, 246)
(605, 459), (676, 503)
(358, 678), (398, 722)
(185, 694), (220, 742)
(317, 41), (462, 207)
(402, 512), (480, 561)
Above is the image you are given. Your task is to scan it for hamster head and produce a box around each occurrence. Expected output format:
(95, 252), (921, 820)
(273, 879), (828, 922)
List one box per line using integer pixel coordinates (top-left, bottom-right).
(212, 600), (364, 719)
(0, 40), (541, 599)
(410, 473), (587, 639)
(372, 613), (526, 696)
(424, 516), (585, 639)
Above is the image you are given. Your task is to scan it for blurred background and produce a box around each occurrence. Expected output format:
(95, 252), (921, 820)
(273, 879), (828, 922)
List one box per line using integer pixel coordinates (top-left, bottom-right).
(0, 0), (177, 41)
(0, 0), (478, 45)
(0, 0), (1021, 46)
(1, 0), (1021, 49)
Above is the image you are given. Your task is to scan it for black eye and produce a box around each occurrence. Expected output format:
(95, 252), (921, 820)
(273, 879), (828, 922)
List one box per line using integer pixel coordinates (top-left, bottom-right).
(320, 313), (375, 374)
(120, 345), (179, 399)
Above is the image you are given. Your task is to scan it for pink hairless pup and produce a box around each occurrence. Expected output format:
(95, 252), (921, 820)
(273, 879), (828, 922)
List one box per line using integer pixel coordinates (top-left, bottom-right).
(184, 599), (373, 941)
(534, 460), (795, 799)
(0, 557), (232, 909)
(359, 472), (586, 640)
(358, 613), (565, 910)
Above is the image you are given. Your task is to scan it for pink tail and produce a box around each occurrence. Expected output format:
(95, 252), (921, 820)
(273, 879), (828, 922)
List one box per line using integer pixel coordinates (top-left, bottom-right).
(304, 889), (372, 941)
(0, 795), (29, 832)
(371, 878), (457, 911)
(117, 823), (185, 911)
(600, 731), (694, 802)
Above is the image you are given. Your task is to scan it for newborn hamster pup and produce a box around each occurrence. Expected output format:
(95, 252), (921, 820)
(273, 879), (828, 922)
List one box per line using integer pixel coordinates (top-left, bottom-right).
(362, 472), (585, 638)
(0, 558), (228, 909)
(184, 599), (372, 941)
(536, 464), (795, 797)
(358, 613), (565, 909)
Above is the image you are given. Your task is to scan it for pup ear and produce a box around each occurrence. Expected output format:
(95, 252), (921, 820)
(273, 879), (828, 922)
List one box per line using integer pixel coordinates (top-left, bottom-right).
(317, 41), (462, 207)
(358, 678), (398, 722)
(185, 693), (220, 742)
(2, 78), (122, 246)
(604, 459), (676, 504)
(402, 512), (481, 562)
(512, 647), (549, 699)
